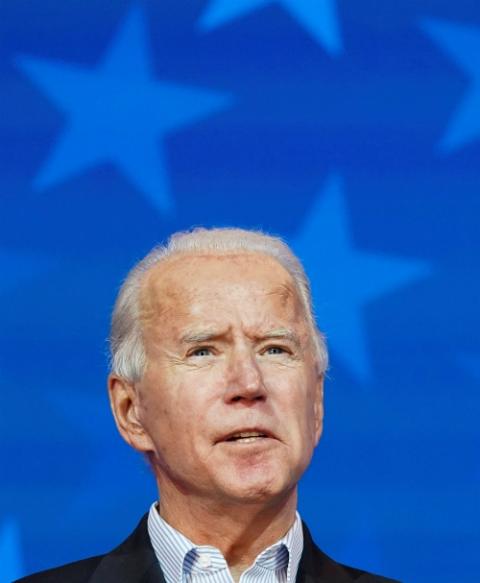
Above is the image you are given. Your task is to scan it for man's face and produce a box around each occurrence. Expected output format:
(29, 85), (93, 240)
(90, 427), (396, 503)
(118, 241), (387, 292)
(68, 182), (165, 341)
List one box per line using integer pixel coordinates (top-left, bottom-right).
(133, 252), (323, 506)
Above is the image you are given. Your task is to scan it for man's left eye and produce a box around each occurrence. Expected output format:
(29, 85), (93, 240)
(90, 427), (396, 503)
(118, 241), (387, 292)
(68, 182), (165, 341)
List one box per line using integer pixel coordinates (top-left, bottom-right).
(265, 346), (286, 355)
(191, 347), (212, 357)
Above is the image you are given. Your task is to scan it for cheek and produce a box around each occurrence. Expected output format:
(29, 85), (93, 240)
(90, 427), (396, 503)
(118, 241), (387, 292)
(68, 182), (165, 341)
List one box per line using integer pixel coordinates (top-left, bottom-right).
(268, 371), (317, 433)
(138, 375), (183, 443)
(143, 374), (217, 443)
(264, 364), (307, 396)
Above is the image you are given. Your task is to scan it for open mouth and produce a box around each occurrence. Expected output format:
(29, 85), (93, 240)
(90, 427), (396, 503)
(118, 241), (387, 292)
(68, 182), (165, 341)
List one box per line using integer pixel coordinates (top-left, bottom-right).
(223, 431), (271, 444)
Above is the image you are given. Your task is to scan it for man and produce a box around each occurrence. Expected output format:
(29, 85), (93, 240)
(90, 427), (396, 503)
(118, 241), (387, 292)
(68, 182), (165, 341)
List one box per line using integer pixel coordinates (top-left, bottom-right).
(16, 227), (400, 583)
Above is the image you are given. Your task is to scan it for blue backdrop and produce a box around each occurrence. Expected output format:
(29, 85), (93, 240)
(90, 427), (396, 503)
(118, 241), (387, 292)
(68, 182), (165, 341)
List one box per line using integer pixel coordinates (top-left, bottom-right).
(1, 1), (479, 582)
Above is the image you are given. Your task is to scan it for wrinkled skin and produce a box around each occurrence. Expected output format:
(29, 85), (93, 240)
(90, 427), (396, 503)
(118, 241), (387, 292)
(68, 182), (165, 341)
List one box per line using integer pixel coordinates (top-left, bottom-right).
(109, 252), (324, 563)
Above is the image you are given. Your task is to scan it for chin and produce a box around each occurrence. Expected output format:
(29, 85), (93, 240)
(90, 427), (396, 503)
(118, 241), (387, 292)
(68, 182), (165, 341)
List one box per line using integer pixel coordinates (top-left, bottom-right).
(218, 471), (294, 506)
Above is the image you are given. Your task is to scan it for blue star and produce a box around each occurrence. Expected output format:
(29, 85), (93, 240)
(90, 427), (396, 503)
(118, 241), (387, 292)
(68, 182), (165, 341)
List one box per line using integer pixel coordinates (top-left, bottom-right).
(16, 6), (231, 214)
(292, 175), (429, 382)
(199, 0), (342, 56)
(422, 19), (480, 152)
(0, 518), (24, 581)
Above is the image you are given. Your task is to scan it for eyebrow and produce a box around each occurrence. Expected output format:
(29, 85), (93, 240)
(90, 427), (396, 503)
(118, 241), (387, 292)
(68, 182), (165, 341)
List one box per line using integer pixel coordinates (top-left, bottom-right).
(260, 328), (302, 349)
(179, 327), (302, 349)
(180, 330), (226, 345)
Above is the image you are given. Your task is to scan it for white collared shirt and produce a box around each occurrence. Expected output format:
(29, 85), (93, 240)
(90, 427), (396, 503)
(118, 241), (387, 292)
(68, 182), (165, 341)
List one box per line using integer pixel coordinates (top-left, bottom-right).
(147, 502), (304, 583)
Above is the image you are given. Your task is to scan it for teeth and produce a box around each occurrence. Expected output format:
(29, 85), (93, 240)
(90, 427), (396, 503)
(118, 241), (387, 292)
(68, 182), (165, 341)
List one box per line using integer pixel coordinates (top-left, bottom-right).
(228, 431), (266, 441)
(236, 436), (261, 443)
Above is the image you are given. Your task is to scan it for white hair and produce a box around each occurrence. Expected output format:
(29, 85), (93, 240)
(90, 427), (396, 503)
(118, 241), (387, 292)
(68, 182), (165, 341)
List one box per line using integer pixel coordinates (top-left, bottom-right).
(109, 227), (328, 381)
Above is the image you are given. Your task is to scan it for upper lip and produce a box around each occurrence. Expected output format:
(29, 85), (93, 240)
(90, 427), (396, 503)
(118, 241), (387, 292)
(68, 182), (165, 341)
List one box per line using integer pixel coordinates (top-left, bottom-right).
(215, 427), (276, 443)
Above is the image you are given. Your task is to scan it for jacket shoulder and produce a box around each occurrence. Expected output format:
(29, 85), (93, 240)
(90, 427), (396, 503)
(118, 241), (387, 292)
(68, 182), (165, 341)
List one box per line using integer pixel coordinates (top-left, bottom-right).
(13, 555), (104, 583)
(340, 563), (401, 582)
(300, 522), (401, 583)
(12, 514), (161, 583)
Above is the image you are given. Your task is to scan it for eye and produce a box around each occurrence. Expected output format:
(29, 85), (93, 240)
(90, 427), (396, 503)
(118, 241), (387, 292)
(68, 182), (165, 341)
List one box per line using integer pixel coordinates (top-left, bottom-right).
(264, 345), (287, 355)
(189, 346), (213, 357)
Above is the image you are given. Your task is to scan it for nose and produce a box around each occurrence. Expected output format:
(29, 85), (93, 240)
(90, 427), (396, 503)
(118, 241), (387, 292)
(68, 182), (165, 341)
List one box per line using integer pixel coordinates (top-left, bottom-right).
(224, 348), (267, 404)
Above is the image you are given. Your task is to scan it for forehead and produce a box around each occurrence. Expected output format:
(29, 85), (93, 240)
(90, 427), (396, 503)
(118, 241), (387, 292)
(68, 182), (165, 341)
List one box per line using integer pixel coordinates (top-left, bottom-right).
(139, 252), (305, 331)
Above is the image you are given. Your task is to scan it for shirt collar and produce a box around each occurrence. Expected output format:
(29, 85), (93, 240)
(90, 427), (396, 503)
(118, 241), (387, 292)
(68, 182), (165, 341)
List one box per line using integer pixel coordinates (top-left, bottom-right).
(147, 502), (304, 583)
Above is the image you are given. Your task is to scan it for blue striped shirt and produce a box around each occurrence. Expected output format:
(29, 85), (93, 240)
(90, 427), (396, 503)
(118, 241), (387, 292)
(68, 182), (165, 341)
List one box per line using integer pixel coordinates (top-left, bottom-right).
(147, 502), (304, 583)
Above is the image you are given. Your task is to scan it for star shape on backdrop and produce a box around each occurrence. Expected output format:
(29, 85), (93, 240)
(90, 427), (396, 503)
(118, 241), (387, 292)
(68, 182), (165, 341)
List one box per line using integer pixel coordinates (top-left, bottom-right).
(198, 0), (342, 56)
(422, 19), (480, 153)
(0, 518), (23, 581)
(16, 5), (232, 215)
(292, 175), (430, 383)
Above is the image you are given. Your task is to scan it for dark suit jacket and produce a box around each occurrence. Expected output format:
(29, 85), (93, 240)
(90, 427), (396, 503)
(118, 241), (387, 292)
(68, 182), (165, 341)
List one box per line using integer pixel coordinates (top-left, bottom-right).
(14, 515), (401, 583)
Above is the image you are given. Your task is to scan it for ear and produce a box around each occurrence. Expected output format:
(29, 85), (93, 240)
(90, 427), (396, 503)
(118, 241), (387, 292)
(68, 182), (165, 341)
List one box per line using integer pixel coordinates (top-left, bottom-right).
(108, 374), (154, 454)
(313, 374), (324, 445)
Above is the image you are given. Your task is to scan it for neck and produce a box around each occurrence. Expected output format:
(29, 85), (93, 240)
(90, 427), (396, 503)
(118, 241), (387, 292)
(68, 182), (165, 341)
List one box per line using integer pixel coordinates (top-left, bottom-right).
(156, 483), (298, 570)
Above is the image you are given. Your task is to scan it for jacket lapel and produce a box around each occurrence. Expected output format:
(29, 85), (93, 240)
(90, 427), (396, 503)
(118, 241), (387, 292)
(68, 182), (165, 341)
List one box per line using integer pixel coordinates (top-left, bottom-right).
(89, 515), (165, 583)
(296, 523), (400, 583)
(86, 515), (397, 583)
(297, 522), (367, 583)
